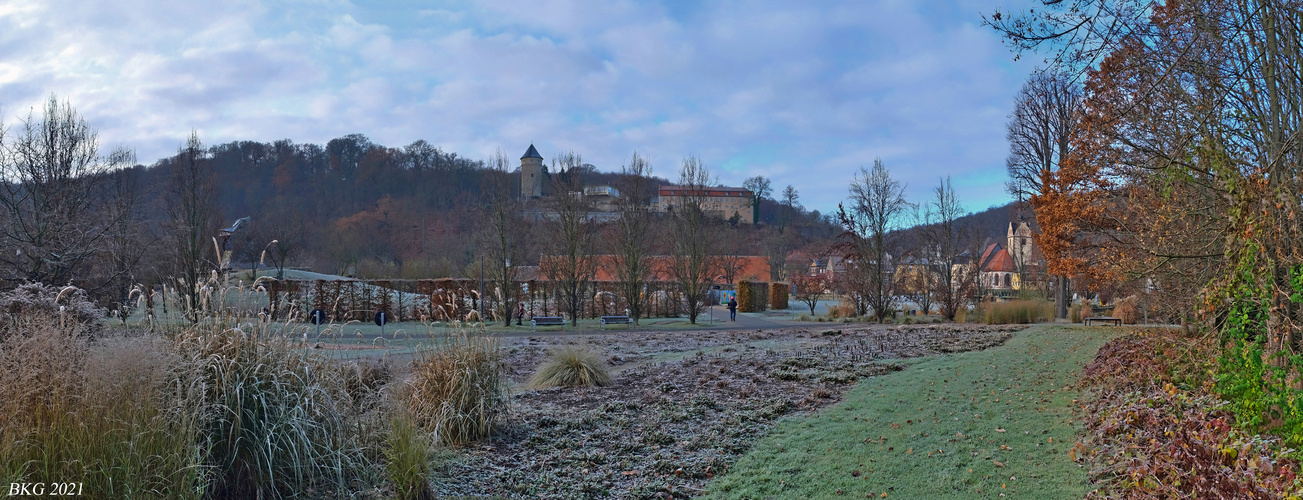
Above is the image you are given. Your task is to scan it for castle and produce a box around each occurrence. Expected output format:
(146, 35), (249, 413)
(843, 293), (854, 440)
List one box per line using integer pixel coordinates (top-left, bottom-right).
(515, 144), (754, 224)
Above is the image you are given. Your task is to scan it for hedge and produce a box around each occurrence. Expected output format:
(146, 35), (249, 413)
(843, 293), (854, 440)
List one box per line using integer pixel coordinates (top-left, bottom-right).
(769, 282), (789, 310)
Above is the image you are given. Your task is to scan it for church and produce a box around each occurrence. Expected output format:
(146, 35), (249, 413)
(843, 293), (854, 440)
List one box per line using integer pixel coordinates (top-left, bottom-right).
(979, 221), (1035, 291)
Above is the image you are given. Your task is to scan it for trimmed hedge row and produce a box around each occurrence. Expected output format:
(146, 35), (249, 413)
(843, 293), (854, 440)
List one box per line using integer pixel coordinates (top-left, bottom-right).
(769, 282), (789, 310)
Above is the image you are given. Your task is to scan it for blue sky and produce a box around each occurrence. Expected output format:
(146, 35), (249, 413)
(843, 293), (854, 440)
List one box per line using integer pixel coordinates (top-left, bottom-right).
(0, 0), (1039, 215)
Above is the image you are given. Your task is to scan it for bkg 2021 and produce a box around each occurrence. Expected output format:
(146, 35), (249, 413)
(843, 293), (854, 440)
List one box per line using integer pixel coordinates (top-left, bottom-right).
(7, 483), (83, 496)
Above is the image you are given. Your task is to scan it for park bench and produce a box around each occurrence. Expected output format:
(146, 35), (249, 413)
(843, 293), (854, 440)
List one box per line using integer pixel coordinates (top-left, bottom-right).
(1084, 316), (1122, 326)
(531, 316), (565, 332)
(600, 315), (633, 330)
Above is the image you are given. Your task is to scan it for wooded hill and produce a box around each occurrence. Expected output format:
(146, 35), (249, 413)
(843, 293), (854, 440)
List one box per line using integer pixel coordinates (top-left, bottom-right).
(127, 134), (840, 280)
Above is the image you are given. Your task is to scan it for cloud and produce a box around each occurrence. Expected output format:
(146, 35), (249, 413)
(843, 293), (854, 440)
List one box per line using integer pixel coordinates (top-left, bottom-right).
(0, 0), (1038, 213)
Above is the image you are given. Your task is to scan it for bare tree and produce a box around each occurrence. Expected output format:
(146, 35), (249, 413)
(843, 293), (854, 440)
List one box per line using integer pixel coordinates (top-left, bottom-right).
(921, 177), (970, 320)
(763, 185), (802, 282)
(0, 95), (137, 287)
(480, 149), (525, 326)
(715, 225), (748, 285)
(668, 156), (719, 324)
(791, 273), (828, 315)
(743, 175), (772, 225)
(609, 151), (655, 324)
(1005, 70), (1083, 318)
(780, 185), (800, 230)
(540, 150), (598, 326)
(836, 158), (912, 322)
(258, 210), (305, 281)
(164, 131), (222, 323)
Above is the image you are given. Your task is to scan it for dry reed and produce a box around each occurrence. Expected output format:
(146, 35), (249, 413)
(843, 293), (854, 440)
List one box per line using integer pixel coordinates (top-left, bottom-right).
(984, 300), (1053, 324)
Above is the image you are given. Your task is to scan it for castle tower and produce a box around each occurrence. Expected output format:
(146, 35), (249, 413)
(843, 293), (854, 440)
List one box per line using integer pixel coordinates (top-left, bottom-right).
(520, 144), (544, 199)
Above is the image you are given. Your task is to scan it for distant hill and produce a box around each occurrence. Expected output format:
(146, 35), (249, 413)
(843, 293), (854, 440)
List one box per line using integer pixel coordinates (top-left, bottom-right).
(891, 201), (1035, 250)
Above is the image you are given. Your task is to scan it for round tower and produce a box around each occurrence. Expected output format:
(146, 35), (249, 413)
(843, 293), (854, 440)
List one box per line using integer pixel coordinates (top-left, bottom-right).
(521, 144), (544, 199)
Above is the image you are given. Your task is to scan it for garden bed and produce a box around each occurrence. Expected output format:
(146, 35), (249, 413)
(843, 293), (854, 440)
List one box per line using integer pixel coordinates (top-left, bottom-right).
(429, 324), (1024, 498)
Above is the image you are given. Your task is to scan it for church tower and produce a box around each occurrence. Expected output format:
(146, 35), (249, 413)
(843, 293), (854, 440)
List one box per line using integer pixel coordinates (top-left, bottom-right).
(1007, 221), (1033, 271)
(520, 144), (544, 199)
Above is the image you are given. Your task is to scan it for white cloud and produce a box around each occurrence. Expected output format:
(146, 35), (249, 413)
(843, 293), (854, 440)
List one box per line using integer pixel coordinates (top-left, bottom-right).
(0, 0), (1039, 212)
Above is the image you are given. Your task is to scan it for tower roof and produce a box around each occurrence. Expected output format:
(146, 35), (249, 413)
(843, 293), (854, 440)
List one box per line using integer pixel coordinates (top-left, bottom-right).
(521, 144), (542, 160)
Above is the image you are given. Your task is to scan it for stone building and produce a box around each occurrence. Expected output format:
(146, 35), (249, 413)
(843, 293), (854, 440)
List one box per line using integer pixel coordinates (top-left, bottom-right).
(657, 185), (754, 224)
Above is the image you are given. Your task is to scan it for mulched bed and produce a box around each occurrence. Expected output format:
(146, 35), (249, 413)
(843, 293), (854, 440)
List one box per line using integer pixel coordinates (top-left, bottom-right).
(432, 324), (1024, 498)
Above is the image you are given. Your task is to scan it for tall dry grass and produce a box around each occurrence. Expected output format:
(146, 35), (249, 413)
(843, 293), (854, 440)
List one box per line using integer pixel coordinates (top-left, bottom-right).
(1113, 296), (1141, 324)
(402, 330), (507, 446)
(385, 410), (435, 500)
(1069, 300), (1087, 323)
(169, 322), (377, 498)
(1, 282), (515, 498)
(0, 286), (204, 497)
(984, 300), (1054, 324)
(528, 345), (612, 389)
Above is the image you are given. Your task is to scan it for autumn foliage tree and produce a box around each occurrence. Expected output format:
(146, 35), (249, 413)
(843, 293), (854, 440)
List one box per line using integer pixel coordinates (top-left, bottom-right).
(992, 0), (1303, 448)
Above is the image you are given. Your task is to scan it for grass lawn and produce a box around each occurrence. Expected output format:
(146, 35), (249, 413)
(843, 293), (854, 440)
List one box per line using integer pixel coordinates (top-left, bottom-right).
(707, 325), (1117, 499)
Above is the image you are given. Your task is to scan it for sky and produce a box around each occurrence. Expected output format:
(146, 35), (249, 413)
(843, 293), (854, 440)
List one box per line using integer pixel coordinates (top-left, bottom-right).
(0, 0), (1041, 215)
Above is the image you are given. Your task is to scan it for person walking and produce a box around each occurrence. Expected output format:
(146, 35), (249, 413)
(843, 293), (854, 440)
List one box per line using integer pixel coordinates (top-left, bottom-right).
(517, 302), (526, 326)
(727, 296), (738, 321)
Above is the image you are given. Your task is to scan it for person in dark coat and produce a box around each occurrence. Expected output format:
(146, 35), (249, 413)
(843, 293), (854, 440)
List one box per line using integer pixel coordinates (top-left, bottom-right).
(727, 296), (738, 321)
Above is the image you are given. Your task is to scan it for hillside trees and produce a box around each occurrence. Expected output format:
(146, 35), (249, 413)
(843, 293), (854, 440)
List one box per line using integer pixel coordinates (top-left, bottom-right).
(836, 159), (912, 322)
(0, 95), (139, 288)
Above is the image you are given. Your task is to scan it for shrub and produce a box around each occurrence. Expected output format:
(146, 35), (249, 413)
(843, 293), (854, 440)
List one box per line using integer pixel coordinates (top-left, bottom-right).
(530, 345), (613, 389)
(983, 300), (1053, 324)
(0, 283), (104, 335)
(170, 323), (370, 498)
(769, 282), (789, 310)
(404, 331), (506, 446)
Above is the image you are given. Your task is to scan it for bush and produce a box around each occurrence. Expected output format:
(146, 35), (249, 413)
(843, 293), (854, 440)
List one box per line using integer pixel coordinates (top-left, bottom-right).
(983, 300), (1053, 324)
(530, 345), (613, 389)
(769, 282), (789, 310)
(404, 331), (506, 446)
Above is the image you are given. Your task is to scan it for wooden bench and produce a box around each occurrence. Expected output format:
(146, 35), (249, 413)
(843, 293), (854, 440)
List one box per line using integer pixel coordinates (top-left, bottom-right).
(1085, 316), (1122, 326)
(600, 315), (633, 330)
(531, 316), (565, 331)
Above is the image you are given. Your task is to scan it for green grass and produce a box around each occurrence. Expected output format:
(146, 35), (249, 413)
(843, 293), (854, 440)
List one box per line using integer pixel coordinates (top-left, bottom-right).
(707, 325), (1117, 499)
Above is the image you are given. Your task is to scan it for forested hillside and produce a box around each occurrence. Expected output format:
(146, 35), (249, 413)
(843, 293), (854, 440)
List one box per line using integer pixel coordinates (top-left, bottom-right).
(126, 134), (839, 280)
